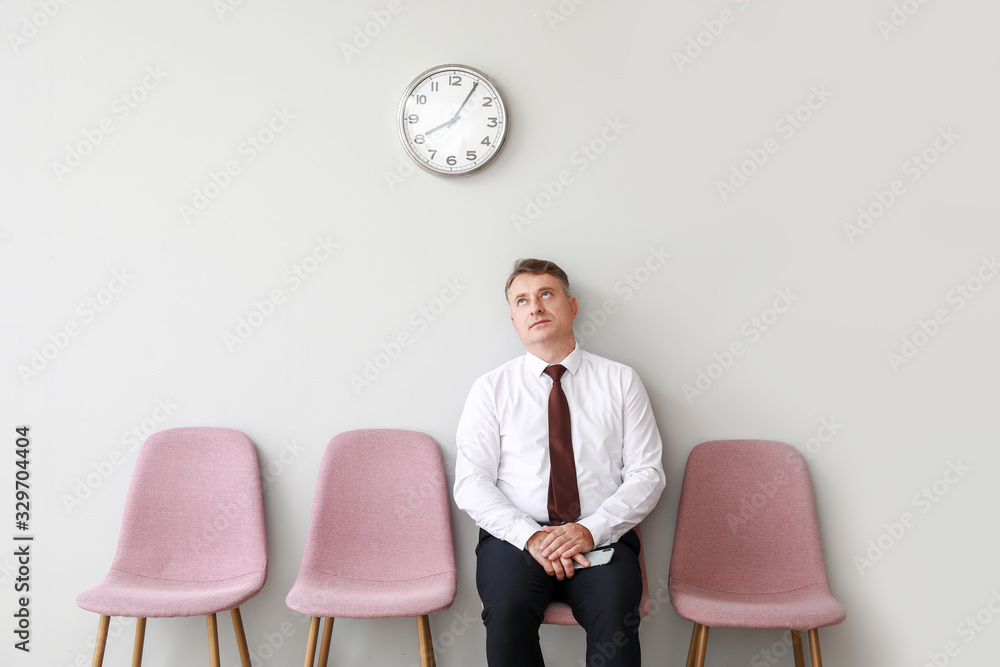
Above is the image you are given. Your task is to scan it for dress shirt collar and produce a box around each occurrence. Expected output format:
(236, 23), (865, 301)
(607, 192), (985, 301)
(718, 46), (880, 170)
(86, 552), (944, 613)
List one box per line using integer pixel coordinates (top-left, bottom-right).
(525, 344), (582, 378)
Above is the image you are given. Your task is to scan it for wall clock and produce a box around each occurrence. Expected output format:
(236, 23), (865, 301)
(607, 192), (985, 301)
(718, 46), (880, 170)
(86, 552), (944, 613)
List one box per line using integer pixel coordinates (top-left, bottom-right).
(397, 64), (509, 177)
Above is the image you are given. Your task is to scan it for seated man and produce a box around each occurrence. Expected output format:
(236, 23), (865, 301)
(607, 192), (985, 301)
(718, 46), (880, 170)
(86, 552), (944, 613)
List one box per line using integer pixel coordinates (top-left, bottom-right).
(455, 258), (666, 667)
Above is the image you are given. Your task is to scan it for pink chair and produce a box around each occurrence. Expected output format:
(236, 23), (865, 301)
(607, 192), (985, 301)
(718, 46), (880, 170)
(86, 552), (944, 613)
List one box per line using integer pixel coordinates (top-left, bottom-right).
(77, 427), (268, 667)
(668, 440), (846, 667)
(541, 525), (651, 626)
(286, 429), (457, 667)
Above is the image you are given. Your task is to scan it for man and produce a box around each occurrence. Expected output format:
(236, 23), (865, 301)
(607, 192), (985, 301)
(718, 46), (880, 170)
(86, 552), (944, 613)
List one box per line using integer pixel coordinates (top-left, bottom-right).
(454, 258), (666, 667)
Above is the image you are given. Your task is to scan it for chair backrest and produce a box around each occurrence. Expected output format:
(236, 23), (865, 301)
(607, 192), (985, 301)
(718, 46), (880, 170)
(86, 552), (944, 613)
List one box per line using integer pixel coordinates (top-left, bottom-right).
(669, 440), (830, 595)
(110, 427), (267, 582)
(299, 429), (456, 583)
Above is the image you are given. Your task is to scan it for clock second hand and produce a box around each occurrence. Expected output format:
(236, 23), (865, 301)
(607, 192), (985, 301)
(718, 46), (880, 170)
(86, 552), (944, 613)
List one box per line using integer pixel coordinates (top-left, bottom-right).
(425, 81), (479, 135)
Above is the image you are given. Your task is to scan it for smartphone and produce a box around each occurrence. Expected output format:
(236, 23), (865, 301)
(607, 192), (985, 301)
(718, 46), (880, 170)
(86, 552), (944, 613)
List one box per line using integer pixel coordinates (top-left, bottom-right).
(574, 546), (614, 569)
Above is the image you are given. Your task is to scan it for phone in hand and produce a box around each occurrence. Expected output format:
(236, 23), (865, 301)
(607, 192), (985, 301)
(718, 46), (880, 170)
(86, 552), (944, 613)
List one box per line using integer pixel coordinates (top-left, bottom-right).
(574, 546), (614, 569)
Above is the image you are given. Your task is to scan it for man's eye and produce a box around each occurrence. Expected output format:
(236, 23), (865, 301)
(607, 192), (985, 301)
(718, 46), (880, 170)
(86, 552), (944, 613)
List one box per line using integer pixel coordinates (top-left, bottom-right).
(541, 291), (552, 298)
(517, 298), (526, 305)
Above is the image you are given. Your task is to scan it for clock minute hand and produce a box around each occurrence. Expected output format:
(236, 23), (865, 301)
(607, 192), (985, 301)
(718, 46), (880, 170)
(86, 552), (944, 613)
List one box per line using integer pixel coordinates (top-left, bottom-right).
(424, 81), (480, 135)
(453, 81), (479, 119)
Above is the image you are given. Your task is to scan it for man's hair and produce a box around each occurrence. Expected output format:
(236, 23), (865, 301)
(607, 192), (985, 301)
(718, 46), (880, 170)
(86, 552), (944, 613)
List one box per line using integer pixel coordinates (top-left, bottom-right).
(504, 258), (571, 301)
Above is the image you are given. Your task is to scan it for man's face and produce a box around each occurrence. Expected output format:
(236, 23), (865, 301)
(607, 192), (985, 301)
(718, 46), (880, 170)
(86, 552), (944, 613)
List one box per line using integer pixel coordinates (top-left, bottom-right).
(507, 272), (578, 351)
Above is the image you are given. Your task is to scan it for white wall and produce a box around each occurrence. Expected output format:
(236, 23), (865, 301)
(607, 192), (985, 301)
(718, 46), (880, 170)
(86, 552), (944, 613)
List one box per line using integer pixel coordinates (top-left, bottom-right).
(4, 1), (999, 665)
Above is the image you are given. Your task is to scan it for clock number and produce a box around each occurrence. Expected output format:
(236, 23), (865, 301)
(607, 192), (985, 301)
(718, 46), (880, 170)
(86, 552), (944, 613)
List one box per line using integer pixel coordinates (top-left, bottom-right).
(414, 134), (425, 145)
(428, 149), (437, 160)
(486, 117), (498, 128)
(430, 81), (439, 92)
(466, 150), (477, 161)
(446, 155), (457, 166)
(481, 136), (491, 146)
(407, 114), (419, 124)
(482, 97), (493, 107)
(415, 94), (427, 104)
(449, 75), (461, 86)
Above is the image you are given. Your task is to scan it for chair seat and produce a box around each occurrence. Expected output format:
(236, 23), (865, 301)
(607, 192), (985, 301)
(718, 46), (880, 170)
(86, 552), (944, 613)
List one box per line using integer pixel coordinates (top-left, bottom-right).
(285, 565), (456, 619)
(669, 580), (846, 630)
(76, 569), (267, 618)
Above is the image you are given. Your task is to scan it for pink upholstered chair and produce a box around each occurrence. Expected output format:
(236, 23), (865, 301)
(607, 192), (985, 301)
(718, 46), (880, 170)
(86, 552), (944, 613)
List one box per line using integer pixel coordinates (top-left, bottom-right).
(541, 525), (651, 626)
(286, 429), (457, 667)
(668, 440), (845, 667)
(77, 427), (268, 667)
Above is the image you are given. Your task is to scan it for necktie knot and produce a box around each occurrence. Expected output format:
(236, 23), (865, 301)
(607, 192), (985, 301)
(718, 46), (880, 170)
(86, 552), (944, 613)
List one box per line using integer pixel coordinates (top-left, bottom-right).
(544, 364), (567, 383)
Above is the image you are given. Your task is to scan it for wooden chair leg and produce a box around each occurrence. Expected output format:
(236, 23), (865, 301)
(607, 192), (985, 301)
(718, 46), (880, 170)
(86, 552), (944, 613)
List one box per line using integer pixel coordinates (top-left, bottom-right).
(230, 608), (252, 667)
(206, 613), (221, 667)
(131, 618), (146, 667)
(792, 630), (806, 667)
(685, 623), (699, 667)
(692, 623), (709, 667)
(416, 615), (436, 667)
(303, 617), (320, 667)
(91, 615), (111, 667)
(792, 630), (805, 667)
(316, 618), (334, 667)
(808, 628), (823, 667)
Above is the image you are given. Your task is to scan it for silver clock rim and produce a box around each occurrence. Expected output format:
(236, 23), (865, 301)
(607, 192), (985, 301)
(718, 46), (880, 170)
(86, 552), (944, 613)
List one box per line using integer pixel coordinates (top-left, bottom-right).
(397, 63), (509, 178)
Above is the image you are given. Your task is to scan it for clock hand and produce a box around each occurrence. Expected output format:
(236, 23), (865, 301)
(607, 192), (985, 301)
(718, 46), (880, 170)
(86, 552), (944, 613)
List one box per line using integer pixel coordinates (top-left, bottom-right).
(425, 81), (480, 135)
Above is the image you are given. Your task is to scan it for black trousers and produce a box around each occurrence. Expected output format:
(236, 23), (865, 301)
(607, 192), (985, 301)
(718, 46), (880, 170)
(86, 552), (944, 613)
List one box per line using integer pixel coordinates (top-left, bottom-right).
(475, 528), (642, 667)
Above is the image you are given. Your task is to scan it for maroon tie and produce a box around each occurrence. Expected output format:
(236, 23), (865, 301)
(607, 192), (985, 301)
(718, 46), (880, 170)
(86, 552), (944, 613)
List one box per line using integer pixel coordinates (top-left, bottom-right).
(544, 364), (580, 524)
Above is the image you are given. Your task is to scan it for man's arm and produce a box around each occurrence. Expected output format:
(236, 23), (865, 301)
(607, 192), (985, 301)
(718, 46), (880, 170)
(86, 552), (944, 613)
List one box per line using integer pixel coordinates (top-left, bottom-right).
(454, 377), (543, 551)
(541, 370), (665, 560)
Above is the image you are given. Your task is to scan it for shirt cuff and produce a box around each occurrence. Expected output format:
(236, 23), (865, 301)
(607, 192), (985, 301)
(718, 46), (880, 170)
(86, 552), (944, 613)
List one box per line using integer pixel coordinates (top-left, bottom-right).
(576, 514), (611, 548)
(508, 517), (543, 551)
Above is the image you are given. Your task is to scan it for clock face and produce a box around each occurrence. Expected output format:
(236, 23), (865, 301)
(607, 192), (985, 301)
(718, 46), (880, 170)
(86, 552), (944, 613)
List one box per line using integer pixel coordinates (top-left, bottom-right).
(398, 65), (509, 177)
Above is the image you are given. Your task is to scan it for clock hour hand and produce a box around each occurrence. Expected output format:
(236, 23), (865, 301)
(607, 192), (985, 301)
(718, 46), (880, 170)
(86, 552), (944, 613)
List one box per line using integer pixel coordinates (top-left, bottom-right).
(425, 116), (459, 135)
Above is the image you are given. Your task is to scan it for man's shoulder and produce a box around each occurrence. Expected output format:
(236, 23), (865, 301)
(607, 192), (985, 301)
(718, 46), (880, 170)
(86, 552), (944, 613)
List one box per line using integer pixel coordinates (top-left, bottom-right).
(579, 349), (638, 376)
(472, 355), (526, 387)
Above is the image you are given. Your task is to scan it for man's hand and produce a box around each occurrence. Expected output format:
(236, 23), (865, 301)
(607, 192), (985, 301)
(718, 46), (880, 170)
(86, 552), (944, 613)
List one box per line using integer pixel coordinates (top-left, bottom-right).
(525, 524), (595, 579)
(526, 531), (578, 580)
(541, 523), (594, 564)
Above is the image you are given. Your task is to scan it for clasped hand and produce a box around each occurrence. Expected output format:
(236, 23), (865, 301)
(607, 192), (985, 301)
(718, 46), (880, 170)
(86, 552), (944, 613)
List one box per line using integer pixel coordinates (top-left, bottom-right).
(525, 523), (595, 580)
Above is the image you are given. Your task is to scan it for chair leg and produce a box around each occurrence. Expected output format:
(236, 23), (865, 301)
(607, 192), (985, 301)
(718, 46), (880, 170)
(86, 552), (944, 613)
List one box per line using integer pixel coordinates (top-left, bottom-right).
(230, 608), (252, 667)
(416, 615), (436, 667)
(91, 615), (111, 667)
(131, 618), (146, 667)
(316, 618), (334, 667)
(303, 617), (321, 667)
(692, 623), (709, 667)
(685, 623), (699, 667)
(206, 613), (221, 667)
(808, 629), (823, 667)
(792, 630), (804, 667)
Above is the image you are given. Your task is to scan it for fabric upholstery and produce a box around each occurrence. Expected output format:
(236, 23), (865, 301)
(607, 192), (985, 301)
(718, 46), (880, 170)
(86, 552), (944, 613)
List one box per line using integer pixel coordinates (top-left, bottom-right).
(668, 439), (846, 630)
(76, 427), (268, 618)
(285, 429), (457, 618)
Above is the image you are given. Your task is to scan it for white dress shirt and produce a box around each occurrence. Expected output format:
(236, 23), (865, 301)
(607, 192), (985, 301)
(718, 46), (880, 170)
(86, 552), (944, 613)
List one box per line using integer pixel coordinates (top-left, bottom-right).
(454, 345), (665, 550)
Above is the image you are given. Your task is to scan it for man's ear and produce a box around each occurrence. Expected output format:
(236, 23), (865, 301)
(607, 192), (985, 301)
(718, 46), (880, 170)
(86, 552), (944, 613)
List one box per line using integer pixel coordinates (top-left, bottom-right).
(569, 296), (578, 318)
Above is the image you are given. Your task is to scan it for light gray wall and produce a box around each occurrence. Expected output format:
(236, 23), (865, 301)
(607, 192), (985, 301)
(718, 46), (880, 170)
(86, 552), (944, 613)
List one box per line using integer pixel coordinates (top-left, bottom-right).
(4, 1), (999, 666)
